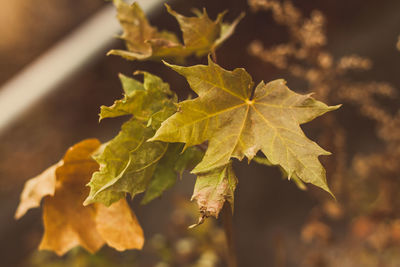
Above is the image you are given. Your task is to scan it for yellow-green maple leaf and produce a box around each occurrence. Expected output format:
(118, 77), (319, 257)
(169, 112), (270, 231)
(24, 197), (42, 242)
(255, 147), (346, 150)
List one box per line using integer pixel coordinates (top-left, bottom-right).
(99, 71), (176, 121)
(108, 0), (244, 61)
(150, 57), (341, 195)
(85, 72), (203, 206)
(84, 73), (175, 206)
(84, 120), (168, 206)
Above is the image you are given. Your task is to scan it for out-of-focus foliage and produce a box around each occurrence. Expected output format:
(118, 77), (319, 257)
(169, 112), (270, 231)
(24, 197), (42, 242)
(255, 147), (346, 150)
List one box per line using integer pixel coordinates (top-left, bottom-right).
(108, 0), (244, 62)
(248, 0), (400, 266)
(397, 35), (400, 51)
(27, 199), (227, 267)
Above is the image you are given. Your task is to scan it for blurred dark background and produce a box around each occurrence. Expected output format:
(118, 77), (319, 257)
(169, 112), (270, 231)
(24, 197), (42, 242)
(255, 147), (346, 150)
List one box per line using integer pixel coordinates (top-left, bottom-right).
(1, 0), (400, 266)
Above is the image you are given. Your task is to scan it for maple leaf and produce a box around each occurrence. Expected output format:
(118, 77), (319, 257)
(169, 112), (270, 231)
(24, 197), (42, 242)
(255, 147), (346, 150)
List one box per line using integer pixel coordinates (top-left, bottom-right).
(84, 119), (169, 206)
(254, 156), (307, 190)
(99, 72), (176, 121)
(14, 163), (60, 220)
(15, 139), (144, 256)
(85, 72), (202, 206)
(190, 161), (238, 226)
(141, 144), (203, 205)
(84, 72), (176, 206)
(108, 0), (244, 61)
(150, 57), (341, 195)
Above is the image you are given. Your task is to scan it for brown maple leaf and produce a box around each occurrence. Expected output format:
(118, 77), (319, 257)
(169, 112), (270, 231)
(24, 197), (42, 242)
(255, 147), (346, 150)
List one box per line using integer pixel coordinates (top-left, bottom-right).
(15, 139), (144, 255)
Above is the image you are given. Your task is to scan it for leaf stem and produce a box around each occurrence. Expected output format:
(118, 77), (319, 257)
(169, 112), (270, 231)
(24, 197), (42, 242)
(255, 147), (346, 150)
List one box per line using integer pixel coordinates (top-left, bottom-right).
(249, 83), (256, 100)
(222, 203), (237, 267)
(211, 49), (218, 63)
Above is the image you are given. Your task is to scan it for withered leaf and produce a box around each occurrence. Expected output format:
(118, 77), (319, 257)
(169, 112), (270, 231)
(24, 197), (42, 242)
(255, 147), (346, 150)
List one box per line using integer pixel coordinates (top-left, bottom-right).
(151, 57), (340, 195)
(95, 199), (144, 252)
(108, 0), (244, 62)
(15, 139), (144, 256)
(14, 163), (60, 220)
(191, 162), (237, 225)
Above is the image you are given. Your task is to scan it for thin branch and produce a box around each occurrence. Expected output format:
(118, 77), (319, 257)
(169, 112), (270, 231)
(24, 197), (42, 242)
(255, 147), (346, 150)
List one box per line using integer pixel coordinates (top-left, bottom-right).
(211, 49), (218, 63)
(222, 203), (237, 267)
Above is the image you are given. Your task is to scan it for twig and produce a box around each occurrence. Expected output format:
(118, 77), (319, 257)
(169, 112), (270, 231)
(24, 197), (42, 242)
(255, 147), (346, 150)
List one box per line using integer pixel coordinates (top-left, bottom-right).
(211, 49), (218, 63)
(222, 203), (237, 267)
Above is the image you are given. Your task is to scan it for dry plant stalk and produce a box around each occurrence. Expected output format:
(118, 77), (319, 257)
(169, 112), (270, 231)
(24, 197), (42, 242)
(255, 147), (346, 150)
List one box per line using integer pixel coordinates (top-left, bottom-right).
(248, 0), (400, 264)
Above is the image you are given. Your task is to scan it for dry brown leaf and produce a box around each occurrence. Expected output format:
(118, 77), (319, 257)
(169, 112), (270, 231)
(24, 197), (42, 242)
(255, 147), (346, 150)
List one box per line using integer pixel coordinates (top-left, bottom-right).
(95, 199), (144, 251)
(191, 162), (237, 225)
(15, 139), (144, 256)
(14, 162), (60, 219)
(108, 0), (243, 61)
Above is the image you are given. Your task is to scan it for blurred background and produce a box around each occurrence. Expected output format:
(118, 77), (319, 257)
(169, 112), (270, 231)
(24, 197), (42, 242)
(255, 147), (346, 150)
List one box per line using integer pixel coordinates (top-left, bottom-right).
(1, 0), (400, 266)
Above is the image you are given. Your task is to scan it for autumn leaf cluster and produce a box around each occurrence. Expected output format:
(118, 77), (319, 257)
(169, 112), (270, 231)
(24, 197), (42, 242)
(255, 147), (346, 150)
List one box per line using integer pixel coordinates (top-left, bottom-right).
(15, 0), (339, 256)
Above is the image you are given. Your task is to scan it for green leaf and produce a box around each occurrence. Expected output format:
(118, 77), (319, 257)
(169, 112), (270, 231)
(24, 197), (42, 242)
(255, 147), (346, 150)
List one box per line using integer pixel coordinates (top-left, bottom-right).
(191, 162), (238, 225)
(85, 72), (177, 206)
(147, 104), (178, 130)
(174, 146), (204, 177)
(141, 145), (203, 204)
(100, 72), (176, 122)
(84, 120), (167, 206)
(108, 0), (244, 61)
(150, 57), (340, 196)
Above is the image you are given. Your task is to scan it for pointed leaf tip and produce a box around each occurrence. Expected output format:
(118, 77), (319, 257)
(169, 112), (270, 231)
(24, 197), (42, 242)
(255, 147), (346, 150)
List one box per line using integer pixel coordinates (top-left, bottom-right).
(331, 104), (342, 110)
(162, 60), (172, 67)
